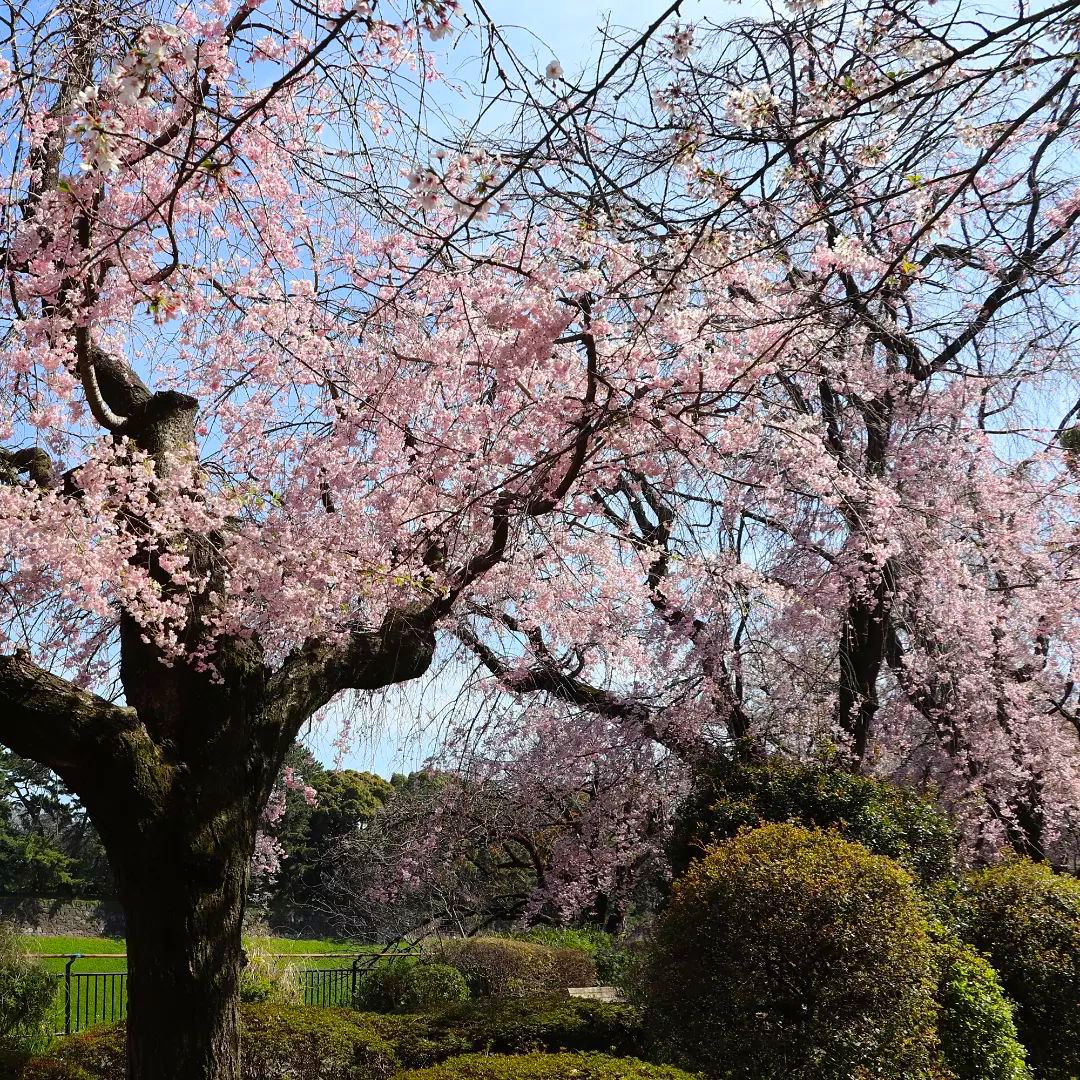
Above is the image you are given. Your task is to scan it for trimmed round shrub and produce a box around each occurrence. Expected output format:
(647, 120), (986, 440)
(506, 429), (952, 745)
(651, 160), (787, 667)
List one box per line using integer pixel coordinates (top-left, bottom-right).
(19, 1005), (398, 1080)
(369, 997), (644, 1068)
(643, 823), (939, 1080)
(951, 859), (1080, 1080)
(671, 759), (957, 885)
(396, 1051), (696, 1080)
(0, 923), (55, 1054)
(355, 961), (469, 1013)
(428, 937), (596, 998)
(932, 930), (1029, 1080)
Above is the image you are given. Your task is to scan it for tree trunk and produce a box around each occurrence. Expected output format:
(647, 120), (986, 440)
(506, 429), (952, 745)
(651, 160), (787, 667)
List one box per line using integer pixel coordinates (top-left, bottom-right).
(117, 837), (250, 1080)
(97, 784), (257, 1080)
(0, 616), (435, 1080)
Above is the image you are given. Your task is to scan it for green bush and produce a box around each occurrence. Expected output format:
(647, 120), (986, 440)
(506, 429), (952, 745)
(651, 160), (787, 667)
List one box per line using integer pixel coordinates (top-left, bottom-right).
(951, 859), (1080, 1080)
(355, 961), (469, 1013)
(428, 937), (596, 998)
(19, 1005), (398, 1080)
(241, 1004), (397, 1080)
(370, 997), (644, 1068)
(671, 759), (957, 885)
(0, 924), (55, 1054)
(396, 1052), (696, 1080)
(643, 823), (939, 1080)
(932, 929), (1029, 1080)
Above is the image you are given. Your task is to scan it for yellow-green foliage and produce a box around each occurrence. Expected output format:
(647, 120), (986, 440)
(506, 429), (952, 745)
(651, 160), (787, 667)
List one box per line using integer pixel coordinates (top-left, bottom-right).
(238, 939), (303, 1005)
(18, 1007), (398, 1080)
(19, 1025), (125, 1080)
(506, 929), (634, 987)
(952, 859), (1080, 1080)
(643, 823), (939, 1080)
(355, 961), (469, 1013)
(0, 923), (55, 1054)
(241, 1004), (396, 1080)
(931, 929), (1029, 1080)
(15, 998), (646, 1079)
(428, 938), (596, 998)
(396, 1052), (696, 1080)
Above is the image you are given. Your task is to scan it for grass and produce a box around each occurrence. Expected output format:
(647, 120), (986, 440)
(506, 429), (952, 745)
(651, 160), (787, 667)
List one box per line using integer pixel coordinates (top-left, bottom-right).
(21, 935), (392, 973)
(18, 935), (409, 1035)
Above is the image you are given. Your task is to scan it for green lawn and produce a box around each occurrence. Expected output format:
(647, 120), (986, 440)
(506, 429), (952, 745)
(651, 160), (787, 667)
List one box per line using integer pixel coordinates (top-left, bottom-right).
(20, 935), (405, 1034)
(21, 935), (389, 973)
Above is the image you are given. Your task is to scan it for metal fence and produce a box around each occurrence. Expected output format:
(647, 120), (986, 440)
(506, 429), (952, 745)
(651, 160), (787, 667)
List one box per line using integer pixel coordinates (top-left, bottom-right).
(37, 951), (417, 1035)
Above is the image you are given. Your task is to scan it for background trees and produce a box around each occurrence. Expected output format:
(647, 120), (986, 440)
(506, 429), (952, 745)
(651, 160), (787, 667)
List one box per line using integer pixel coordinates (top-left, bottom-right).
(0, 750), (112, 903)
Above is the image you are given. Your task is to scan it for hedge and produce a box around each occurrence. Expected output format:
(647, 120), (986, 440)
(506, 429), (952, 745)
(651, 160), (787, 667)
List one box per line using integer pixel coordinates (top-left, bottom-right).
(16, 998), (644, 1078)
(931, 930), (1029, 1080)
(371, 998), (644, 1068)
(427, 938), (596, 998)
(18, 1006), (398, 1080)
(505, 929), (634, 986)
(355, 962), (470, 1013)
(396, 1052), (696, 1080)
(951, 859), (1080, 1080)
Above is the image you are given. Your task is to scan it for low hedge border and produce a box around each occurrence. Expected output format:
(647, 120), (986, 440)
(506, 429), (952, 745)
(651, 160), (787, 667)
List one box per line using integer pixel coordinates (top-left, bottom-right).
(372, 998), (644, 1068)
(396, 1052), (697, 1080)
(15, 998), (646, 1078)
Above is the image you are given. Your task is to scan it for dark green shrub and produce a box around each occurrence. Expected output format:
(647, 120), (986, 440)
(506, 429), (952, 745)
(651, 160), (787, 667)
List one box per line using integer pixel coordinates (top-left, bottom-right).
(370, 997), (644, 1068)
(951, 859), (1080, 1080)
(0, 924), (55, 1054)
(932, 929), (1029, 1080)
(643, 823), (939, 1080)
(428, 937), (596, 997)
(355, 961), (469, 1013)
(396, 1052), (696, 1080)
(19, 1006), (398, 1080)
(672, 759), (957, 885)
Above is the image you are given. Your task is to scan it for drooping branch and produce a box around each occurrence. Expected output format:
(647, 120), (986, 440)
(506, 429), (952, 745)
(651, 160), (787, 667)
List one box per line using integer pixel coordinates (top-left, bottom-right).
(75, 326), (127, 430)
(457, 622), (713, 762)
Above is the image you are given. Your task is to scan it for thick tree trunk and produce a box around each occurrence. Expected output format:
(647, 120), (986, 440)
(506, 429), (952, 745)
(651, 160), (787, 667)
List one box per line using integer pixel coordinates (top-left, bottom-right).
(116, 832), (250, 1080)
(0, 616), (435, 1080)
(92, 767), (260, 1080)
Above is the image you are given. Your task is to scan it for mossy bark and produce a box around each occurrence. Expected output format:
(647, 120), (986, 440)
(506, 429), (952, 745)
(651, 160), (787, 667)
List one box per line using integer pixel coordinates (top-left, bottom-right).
(117, 817), (251, 1080)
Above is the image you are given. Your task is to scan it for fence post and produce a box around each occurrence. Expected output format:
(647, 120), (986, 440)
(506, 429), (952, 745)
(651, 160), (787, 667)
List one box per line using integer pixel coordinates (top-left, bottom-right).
(63, 956), (79, 1036)
(350, 957), (360, 1004)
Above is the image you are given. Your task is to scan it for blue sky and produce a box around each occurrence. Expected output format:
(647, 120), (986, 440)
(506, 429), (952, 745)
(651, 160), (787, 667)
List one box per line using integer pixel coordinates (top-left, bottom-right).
(305, 0), (709, 776)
